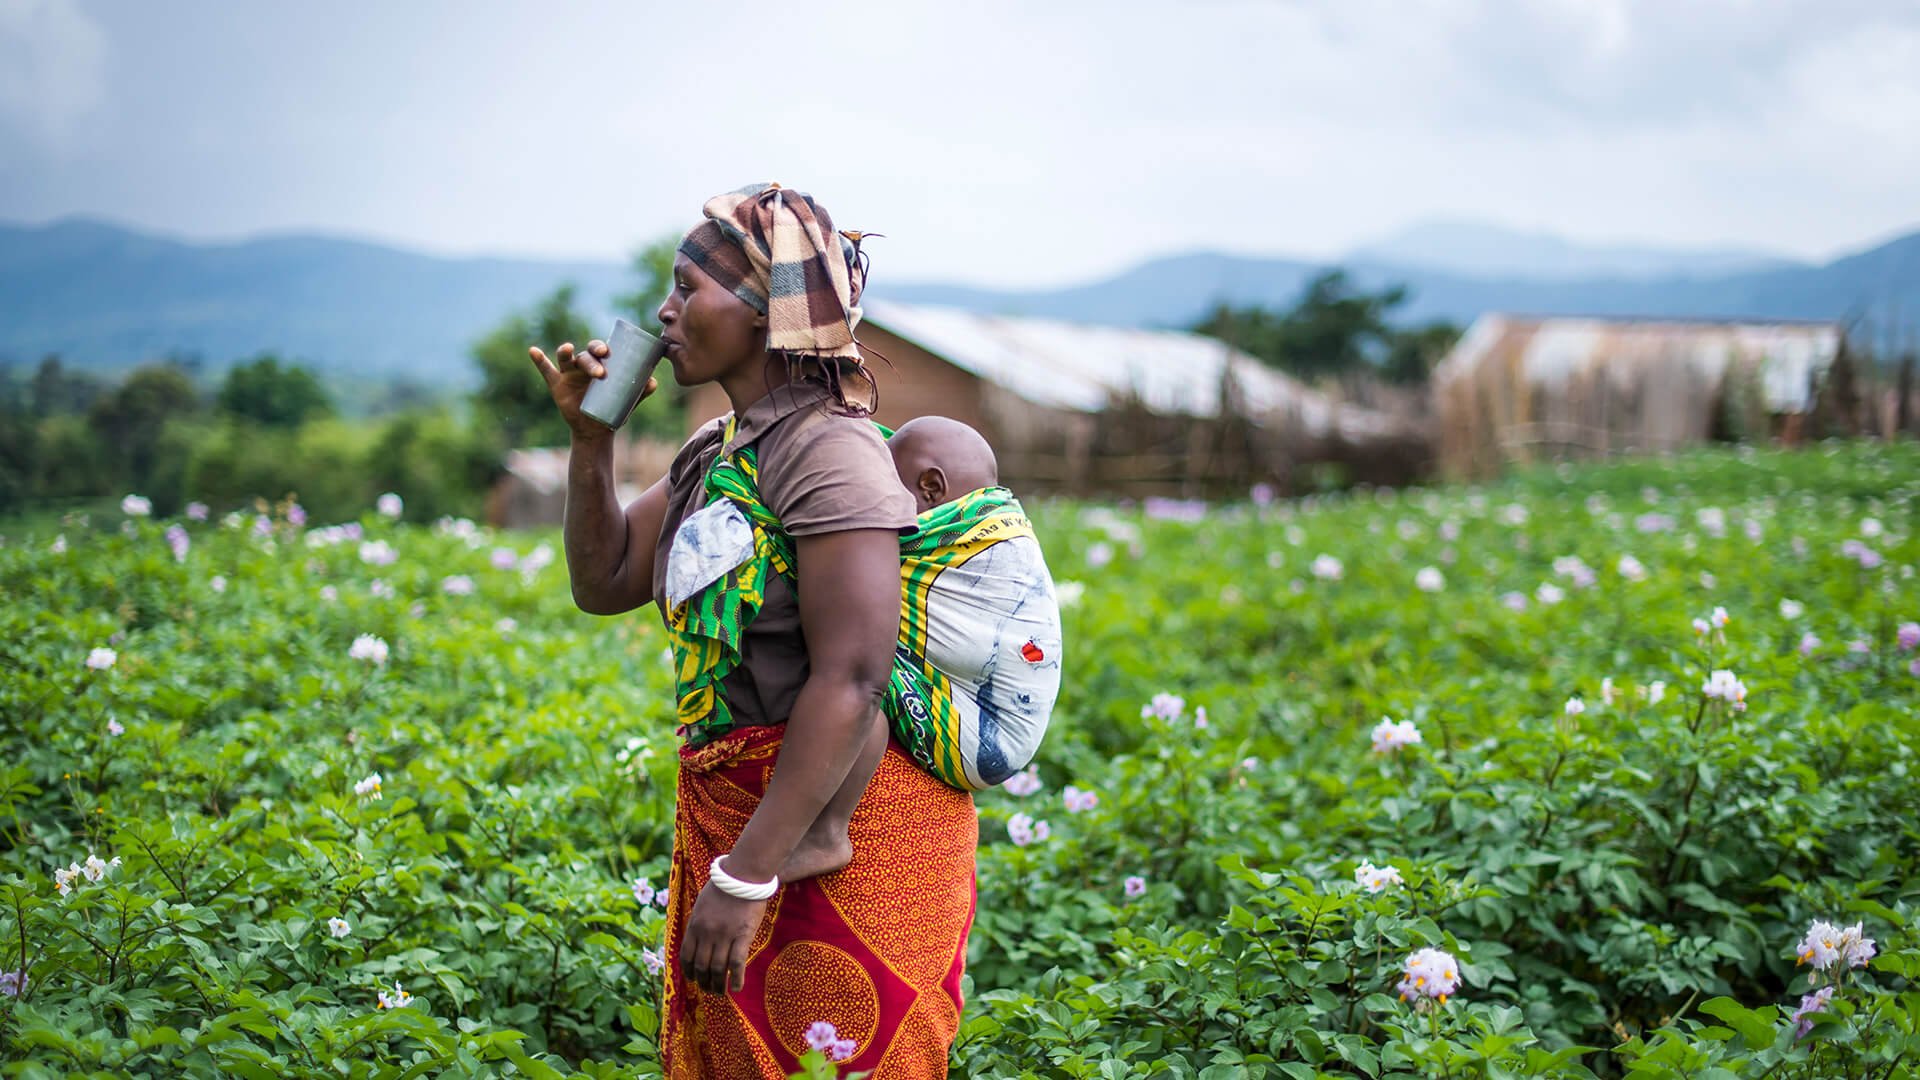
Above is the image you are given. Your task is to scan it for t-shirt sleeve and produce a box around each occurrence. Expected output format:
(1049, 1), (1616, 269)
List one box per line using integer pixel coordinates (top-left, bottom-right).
(666, 417), (726, 488)
(758, 416), (918, 536)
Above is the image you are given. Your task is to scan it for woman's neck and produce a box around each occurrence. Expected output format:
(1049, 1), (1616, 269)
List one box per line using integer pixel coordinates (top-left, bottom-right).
(719, 353), (795, 417)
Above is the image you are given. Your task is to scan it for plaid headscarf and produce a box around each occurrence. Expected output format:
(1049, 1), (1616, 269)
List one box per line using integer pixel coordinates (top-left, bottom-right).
(677, 182), (870, 360)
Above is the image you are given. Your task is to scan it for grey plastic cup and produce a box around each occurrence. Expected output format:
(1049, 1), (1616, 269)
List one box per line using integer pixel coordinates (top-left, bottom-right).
(579, 319), (667, 430)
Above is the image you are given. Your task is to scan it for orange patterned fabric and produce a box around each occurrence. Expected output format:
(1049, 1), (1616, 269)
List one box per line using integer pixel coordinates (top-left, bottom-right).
(661, 725), (978, 1078)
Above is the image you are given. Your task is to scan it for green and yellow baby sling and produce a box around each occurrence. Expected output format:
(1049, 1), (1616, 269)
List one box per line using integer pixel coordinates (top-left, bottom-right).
(665, 422), (1040, 791)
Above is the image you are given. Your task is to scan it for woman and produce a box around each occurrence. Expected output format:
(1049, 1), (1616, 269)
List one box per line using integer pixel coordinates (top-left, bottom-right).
(530, 183), (978, 1078)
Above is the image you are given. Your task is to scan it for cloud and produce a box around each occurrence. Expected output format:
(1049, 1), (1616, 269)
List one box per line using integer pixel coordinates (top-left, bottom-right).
(0, 0), (108, 148)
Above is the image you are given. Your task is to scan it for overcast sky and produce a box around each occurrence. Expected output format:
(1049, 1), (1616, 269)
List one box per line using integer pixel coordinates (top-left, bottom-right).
(3, 0), (1918, 287)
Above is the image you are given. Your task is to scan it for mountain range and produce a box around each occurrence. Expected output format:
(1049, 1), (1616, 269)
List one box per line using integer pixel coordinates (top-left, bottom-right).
(3, 217), (1915, 387)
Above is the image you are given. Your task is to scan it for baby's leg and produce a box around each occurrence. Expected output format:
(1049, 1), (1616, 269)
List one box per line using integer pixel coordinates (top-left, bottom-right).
(780, 712), (887, 882)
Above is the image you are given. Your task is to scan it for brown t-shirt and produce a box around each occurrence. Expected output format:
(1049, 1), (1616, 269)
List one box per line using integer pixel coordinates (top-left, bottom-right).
(653, 380), (917, 734)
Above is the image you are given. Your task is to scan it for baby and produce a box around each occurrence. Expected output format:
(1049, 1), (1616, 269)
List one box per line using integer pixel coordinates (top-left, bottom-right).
(780, 416), (1021, 882)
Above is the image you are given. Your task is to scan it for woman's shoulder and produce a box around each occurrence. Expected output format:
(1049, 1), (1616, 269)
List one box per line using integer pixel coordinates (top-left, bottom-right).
(667, 416), (728, 486)
(757, 407), (914, 535)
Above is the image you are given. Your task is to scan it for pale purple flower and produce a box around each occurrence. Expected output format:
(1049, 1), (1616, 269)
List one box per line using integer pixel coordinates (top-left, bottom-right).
(1001, 766), (1041, 797)
(1702, 669), (1748, 709)
(286, 504), (307, 528)
(632, 878), (657, 906)
(1397, 947), (1461, 1005)
(50, 534), (66, 554)
(1797, 920), (1844, 970)
(441, 575), (475, 596)
(1897, 622), (1920, 651)
(641, 946), (665, 975)
(1006, 812), (1050, 846)
(1085, 542), (1114, 569)
(1744, 519), (1764, 542)
(0, 969), (25, 997)
(1250, 483), (1276, 506)
(86, 647), (117, 671)
(1053, 581), (1085, 608)
(1860, 517), (1884, 538)
(1193, 705), (1209, 729)
(1311, 554), (1344, 581)
(490, 547), (519, 571)
(1498, 504), (1528, 526)
(1144, 496), (1208, 523)
(1440, 520), (1461, 542)
(1371, 718), (1422, 754)
(1354, 861), (1404, 893)
(1535, 583), (1565, 606)
(106, 719), (124, 737)
(1842, 924), (1877, 969)
(1552, 556), (1597, 589)
(1799, 632), (1821, 657)
(252, 515), (273, 539)
(1635, 512), (1675, 533)
(359, 540), (398, 567)
(1616, 555), (1647, 582)
(1062, 786), (1099, 813)
(1779, 599), (1804, 620)
(349, 635), (389, 666)
(210, 575), (227, 593)
(1911, 657), (1920, 678)
(1123, 875), (1147, 898)
(495, 617), (518, 634)
(354, 772), (383, 799)
(1141, 693), (1186, 722)
(369, 579), (394, 599)
(408, 601), (426, 619)
(376, 492), (403, 519)
(1640, 680), (1668, 705)
(120, 494), (151, 517)
(1599, 677), (1618, 707)
(1415, 567), (1444, 593)
(1791, 986), (1834, 1039)
(519, 543), (555, 580)
(376, 982), (413, 1010)
(804, 1020), (843, 1054)
(1696, 507), (1726, 537)
(328, 917), (351, 938)
(185, 501), (209, 521)
(1500, 591), (1528, 612)
(320, 585), (338, 603)
(1564, 696), (1586, 716)
(165, 524), (190, 562)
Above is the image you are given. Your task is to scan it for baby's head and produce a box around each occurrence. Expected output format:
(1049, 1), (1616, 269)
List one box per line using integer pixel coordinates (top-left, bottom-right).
(887, 416), (999, 513)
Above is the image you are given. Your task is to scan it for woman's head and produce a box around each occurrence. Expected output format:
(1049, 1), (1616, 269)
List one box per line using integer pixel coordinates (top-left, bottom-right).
(656, 183), (878, 411)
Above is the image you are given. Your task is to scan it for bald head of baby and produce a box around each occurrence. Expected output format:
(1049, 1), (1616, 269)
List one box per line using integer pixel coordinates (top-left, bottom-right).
(888, 416), (1000, 513)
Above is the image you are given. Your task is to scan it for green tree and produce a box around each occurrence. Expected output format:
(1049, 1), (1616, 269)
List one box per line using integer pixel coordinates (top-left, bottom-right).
(1194, 269), (1458, 385)
(470, 284), (595, 449)
(87, 362), (202, 506)
(613, 235), (679, 335)
(1383, 320), (1463, 385)
(216, 354), (335, 428)
(30, 355), (106, 417)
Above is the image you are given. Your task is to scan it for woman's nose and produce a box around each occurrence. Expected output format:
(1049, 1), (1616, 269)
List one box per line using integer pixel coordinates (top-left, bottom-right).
(656, 294), (676, 326)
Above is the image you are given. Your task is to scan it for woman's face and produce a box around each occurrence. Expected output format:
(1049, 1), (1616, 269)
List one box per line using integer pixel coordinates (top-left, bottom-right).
(656, 255), (766, 386)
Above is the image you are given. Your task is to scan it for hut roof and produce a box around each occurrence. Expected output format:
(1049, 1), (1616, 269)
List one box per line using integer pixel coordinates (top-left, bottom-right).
(863, 301), (1397, 438)
(1435, 315), (1844, 413)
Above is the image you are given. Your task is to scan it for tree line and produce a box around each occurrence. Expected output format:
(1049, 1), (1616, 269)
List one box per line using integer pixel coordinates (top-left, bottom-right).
(1190, 269), (1460, 386)
(0, 239), (680, 522)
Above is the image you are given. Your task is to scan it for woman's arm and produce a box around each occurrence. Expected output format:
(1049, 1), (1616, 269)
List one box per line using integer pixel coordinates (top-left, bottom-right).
(530, 340), (669, 615)
(680, 527), (901, 992)
(561, 432), (668, 615)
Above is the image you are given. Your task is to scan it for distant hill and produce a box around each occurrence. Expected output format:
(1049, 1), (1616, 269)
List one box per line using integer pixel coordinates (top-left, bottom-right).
(3, 217), (1916, 387)
(0, 217), (630, 385)
(877, 230), (1920, 333)
(1348, 220), (1799, 281)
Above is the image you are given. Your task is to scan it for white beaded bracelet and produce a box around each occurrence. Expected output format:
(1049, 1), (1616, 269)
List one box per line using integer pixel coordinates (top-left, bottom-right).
(709, 855), (779, 901)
